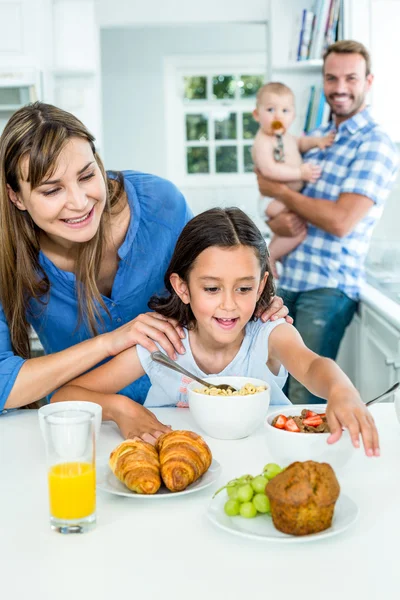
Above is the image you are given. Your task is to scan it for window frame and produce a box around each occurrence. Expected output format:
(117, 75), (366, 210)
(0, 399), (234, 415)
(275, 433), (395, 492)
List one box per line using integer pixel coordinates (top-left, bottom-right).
(164, 53), (267, 187)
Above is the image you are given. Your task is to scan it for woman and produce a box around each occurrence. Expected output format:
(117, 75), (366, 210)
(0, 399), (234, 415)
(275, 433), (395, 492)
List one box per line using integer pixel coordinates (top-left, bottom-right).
(0, 102), (288, 443)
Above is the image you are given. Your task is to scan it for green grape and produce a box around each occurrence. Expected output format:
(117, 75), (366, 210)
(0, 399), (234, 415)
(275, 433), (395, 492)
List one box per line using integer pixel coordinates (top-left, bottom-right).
(237, 474), (253, 485)
(263, 463), (283, 480)
(227, 485), (239, 499)
(237, 483), (254, 503)
(251, 475), (268, 494)
(252, 493), (270, 514)
(224, 499), (240, 516)
(240, 501), (257, 518)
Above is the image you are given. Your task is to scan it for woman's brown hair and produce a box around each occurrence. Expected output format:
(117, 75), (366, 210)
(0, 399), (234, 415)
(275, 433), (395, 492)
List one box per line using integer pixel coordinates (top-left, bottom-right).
(0, 102), (125, 360)
(149, 207), (275, 327)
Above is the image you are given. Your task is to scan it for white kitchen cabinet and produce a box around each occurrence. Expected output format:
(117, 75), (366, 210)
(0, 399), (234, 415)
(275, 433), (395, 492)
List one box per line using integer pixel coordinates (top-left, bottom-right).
(358, 304), (400, 401)
(336, 312), (361, 388)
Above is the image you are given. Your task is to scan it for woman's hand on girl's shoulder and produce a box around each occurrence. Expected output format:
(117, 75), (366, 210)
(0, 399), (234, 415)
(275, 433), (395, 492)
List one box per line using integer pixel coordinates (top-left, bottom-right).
(258, 295), (293, 324)
(111, 395), (172, 445)
(102, 312), (186, 359)
(326, 389), (380, 457)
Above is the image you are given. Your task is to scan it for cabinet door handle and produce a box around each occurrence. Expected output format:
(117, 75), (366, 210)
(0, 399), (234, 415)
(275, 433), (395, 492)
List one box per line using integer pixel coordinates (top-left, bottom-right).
(385, 358), (395, 366)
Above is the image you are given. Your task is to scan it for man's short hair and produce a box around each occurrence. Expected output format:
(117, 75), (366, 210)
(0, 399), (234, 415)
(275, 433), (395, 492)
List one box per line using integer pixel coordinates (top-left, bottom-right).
(256, 82), (294, 107)
(323, 40), (371, 76)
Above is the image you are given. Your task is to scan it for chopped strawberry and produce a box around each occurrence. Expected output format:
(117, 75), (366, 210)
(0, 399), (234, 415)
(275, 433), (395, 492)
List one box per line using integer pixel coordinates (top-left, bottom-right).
(274, 415), (288, 429)
(284, 418), (300, 432)
(305, 410), (318, 418)
(303, 416), (323, 427)
(319, 413), (326, 418)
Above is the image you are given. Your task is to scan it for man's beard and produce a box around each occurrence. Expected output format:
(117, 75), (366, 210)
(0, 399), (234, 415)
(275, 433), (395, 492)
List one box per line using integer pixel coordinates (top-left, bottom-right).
(327, 92), (366, 118)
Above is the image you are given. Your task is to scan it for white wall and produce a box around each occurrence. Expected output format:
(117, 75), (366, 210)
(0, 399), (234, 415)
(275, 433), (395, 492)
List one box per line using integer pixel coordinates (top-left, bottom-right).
(100, 23), (267, 175)
(97, 0), (268, 27)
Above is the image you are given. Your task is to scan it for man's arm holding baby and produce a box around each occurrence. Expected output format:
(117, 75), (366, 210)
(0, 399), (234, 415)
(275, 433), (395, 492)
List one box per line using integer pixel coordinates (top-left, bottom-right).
(256, 173), (373, 237)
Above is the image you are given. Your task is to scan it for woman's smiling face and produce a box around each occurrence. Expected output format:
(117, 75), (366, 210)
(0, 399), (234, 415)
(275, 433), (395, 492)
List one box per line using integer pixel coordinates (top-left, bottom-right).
(7, 137), (107, 249)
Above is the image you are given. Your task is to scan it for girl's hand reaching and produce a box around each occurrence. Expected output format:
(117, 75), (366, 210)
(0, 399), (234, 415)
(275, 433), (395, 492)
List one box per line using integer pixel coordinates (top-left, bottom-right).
(326, 388), (380, 457)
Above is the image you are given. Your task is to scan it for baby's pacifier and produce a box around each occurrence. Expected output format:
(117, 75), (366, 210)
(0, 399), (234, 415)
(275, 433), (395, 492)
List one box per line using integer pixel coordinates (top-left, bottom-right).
(271, 120), (285, 133)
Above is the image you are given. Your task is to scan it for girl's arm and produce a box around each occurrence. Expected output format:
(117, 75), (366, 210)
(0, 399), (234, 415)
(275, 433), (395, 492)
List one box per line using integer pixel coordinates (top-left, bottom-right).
(52, 346), (171, 444)
(268, 323), (379, 457)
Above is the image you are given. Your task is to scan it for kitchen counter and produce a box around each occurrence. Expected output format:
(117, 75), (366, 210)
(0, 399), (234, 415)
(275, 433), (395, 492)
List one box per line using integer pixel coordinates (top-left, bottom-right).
(0, 406), (398, 600)
(360, 281), (400, 330)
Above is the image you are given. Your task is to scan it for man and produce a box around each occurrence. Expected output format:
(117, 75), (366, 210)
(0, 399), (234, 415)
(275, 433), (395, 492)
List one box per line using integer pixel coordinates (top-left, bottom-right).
(256, 40), (399, 404)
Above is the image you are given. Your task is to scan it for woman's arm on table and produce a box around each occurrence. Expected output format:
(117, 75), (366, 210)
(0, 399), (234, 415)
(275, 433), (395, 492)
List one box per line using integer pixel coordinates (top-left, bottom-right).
(268, 323), (379, 456)
(3, 311), (185, 409)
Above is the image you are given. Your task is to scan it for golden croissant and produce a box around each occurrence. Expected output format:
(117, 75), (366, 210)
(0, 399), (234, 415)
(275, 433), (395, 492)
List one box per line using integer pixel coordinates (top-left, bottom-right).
(109, 439), (161, 494)
(156, 430), (212, 492)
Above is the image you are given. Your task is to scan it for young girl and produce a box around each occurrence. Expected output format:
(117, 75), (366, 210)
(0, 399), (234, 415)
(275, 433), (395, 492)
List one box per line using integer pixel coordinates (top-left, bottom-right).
(53, 208), (379, 456)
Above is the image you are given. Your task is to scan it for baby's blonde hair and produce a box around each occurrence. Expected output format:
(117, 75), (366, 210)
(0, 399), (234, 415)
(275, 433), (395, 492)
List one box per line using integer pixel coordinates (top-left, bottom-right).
(256, 82), (294, 107)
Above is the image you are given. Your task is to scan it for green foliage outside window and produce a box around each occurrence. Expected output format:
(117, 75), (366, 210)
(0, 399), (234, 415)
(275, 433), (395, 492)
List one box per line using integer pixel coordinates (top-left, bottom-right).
(243, 146), (254, 173)
(239, 75), (265, 98)
(216, 146), (237, 173)
(215, 113), (237, 140)
(242, 112), (259, 139)
(184, 76), (207, 100)
(187, 147), (209, 174)
(186, 114), (208, 141)
(212, 75), (236, 99)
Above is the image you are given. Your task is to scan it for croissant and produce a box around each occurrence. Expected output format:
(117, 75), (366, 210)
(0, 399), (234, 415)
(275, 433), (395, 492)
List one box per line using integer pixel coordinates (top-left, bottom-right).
(109, 439), (161, 494)
(156, 430), (212, 492)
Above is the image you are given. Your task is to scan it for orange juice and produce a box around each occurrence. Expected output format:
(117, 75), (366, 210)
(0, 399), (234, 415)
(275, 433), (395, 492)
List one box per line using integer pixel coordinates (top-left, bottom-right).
(48, 462), (95, 520)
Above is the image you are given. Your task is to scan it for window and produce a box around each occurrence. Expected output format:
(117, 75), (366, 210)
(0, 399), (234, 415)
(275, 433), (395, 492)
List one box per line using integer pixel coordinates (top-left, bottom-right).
(164, 55), (267, 185)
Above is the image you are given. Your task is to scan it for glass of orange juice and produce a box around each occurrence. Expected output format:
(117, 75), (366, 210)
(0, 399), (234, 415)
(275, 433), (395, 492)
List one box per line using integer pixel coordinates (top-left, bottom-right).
(43, 410), (96, 534)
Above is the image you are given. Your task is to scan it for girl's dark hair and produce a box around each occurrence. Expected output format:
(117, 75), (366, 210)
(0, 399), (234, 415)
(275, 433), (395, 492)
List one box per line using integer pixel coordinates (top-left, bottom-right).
(149, 207), (275, 327)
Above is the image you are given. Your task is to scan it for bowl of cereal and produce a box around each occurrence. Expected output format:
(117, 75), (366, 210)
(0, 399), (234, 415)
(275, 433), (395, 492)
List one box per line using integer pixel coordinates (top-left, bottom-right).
(187, 376), (270, 440)
(264, 405), (354, 471)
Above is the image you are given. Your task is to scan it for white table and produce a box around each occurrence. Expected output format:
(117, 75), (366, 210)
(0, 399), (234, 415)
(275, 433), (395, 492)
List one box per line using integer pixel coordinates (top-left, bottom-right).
(0, 405), (398, 600)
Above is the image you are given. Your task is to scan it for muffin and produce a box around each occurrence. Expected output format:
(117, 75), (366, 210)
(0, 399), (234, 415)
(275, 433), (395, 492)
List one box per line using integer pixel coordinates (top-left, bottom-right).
(265, 460), (340, 536)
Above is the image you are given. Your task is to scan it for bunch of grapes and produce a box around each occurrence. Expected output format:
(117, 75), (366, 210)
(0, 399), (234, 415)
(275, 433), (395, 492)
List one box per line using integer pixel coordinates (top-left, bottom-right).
(215, 463), (283, 519)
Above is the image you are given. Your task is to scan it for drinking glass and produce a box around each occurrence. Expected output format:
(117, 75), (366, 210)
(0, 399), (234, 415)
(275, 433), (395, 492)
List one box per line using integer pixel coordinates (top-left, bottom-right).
(42, 409), (96, 534)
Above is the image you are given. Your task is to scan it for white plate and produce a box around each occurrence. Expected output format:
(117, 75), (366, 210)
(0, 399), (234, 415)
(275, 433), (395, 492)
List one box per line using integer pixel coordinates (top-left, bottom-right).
(97, 458), (221, 498)
(207, 492), (359, 543)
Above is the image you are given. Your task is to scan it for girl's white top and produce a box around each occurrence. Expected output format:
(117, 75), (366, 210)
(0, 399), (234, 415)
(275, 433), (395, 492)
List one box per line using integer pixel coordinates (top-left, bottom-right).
(137, 318), (291, 407)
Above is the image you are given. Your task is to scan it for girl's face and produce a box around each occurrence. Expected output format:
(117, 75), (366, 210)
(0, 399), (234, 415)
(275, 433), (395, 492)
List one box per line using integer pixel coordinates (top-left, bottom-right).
(7, 137), (107, 249)
(171, 245), (268, 346)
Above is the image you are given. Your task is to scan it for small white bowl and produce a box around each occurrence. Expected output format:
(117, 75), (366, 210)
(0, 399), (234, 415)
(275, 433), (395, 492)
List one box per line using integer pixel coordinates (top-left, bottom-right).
(38, 401), (102, 440)
(187, 376), (270, 440)
(264, 404), (354, 471)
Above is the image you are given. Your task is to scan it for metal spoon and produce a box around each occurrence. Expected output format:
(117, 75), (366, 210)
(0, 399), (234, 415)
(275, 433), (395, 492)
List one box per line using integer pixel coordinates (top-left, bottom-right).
(365, 382), (399, 407)
(151, 351), (238, 393)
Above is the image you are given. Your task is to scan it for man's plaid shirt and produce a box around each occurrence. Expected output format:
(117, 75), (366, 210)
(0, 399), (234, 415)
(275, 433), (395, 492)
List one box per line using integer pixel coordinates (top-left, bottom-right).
(279, 108), (399, 300)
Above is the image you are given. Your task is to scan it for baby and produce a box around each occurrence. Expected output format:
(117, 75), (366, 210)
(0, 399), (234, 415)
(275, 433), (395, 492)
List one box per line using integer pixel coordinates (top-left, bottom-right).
(252, 82), (335, 278)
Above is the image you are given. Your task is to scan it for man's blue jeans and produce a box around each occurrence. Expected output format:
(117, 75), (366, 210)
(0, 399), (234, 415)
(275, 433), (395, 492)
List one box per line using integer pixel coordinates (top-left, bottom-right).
(277, 287), (358, 405)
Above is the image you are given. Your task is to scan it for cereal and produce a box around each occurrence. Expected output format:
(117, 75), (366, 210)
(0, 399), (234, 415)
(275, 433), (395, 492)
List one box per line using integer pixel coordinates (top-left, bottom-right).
(193, 383), (266, 396)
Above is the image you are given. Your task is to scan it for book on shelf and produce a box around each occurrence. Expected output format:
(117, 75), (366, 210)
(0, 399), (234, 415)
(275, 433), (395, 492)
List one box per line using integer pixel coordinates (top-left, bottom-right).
(303, 85), (331, 133)
(293, 0), (343, 63)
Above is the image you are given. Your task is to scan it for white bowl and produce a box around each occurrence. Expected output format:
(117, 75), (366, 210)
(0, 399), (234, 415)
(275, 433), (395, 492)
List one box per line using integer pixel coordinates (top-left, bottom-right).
(264, 404), (354, 471)
(187, 376), (270, 440)
(38, 401), (102, 440)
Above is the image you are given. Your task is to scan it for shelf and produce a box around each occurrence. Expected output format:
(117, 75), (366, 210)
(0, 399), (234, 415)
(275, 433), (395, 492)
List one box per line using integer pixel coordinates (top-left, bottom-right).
(272, 59), (323, 71)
